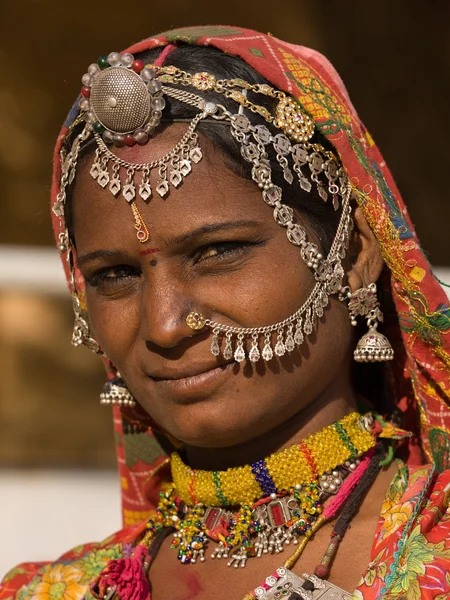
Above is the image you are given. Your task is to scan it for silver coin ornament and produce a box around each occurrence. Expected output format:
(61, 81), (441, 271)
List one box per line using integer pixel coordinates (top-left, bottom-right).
(79, 53), (164, 147)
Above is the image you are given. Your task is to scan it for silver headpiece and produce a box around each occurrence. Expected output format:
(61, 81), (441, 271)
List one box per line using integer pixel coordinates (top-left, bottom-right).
(53, 52), (354, 363)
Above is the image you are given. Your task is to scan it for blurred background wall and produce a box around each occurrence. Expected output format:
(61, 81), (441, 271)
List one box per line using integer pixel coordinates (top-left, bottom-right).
(1, 0), (449, 575)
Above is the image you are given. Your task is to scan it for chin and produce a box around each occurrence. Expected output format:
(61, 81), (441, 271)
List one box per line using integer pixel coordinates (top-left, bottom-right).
(174, 428), (251, 449)
(144, 401), (265, 449)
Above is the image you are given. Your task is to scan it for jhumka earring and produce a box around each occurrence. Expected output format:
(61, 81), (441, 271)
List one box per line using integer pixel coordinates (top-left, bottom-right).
(100, 377), (136, 407)
(340, 283), (394, 362)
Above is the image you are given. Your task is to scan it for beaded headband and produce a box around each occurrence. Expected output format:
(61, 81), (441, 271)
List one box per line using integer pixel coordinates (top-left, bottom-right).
(54, 51), (353, 361)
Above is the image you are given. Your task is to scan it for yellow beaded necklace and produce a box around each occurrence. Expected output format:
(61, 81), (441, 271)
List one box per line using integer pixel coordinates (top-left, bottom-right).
(143, 412), (375, 567)
(171, 412), (374, 507)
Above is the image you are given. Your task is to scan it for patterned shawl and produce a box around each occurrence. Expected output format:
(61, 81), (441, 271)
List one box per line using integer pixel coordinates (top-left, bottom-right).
(49, 25), (450, 529)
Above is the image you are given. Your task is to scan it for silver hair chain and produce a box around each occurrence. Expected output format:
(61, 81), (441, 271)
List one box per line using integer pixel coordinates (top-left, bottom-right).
(53, 127), (102, 354)
(201, 109), (353, 362)
(53, 64), (354, 360)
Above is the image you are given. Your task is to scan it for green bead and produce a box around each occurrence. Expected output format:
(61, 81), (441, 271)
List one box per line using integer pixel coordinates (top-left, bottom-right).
(98, 56), (109, 69)
(93, 122), (105, 134)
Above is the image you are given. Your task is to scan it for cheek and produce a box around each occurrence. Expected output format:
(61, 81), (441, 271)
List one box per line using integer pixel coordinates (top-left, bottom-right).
(85, 290), (140, 363)
(195, 246), (314, 326)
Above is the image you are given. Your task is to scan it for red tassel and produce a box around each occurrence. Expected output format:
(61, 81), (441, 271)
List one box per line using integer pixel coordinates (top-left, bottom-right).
(91, 545), (150, 600)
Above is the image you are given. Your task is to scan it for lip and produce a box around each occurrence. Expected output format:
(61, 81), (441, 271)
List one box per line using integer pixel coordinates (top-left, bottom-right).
(146, 361), (236, 398)
(148, 360), (235, 381)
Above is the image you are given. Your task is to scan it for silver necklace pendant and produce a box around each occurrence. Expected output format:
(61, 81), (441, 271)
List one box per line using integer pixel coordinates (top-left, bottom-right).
(254, 567), (352, 599)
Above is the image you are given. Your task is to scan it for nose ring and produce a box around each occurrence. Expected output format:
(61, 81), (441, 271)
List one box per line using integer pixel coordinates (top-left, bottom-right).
(186, 312), (206, 331)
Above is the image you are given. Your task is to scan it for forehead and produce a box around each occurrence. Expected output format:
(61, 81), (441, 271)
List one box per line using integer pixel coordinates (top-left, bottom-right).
(71, 124), (273, 251)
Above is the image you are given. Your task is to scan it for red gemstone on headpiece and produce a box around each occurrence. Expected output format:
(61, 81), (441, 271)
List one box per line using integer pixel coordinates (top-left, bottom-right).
(132, 60), (145, 73)
(125, 134), (136, 147)
(81, 86), (91, 98)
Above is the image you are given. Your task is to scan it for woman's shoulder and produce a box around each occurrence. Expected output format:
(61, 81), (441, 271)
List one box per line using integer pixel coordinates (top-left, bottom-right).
(0, 520), (146, 600)
(355, 461), (450, 599)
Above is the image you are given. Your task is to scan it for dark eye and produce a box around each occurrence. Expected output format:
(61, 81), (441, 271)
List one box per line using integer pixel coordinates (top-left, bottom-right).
(195, 242), (251, 263)
(86, 265), (140, 288)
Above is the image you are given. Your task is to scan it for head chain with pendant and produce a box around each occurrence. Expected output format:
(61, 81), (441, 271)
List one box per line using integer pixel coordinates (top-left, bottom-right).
(53, 51), (354, 362)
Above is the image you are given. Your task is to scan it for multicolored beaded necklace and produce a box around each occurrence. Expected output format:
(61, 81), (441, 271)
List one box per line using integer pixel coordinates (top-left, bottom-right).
(92, 415), (409, 600)
(142, 412), (376, 568)
(91, 439), (387, 600)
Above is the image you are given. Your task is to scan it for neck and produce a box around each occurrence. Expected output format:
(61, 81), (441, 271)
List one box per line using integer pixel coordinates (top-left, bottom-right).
(184, 380), (358, 471)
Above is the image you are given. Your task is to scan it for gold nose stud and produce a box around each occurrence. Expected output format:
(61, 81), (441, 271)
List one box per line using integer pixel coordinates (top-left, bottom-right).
(186, 312), (206, 331)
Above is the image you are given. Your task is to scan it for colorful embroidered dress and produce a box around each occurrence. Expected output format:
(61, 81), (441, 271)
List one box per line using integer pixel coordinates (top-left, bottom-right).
(2, 25), (450, 600)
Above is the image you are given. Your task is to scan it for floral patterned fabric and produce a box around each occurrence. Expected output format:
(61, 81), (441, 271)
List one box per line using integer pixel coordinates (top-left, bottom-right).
(2, 463), (450, 599)
(356, 463), (450, 599)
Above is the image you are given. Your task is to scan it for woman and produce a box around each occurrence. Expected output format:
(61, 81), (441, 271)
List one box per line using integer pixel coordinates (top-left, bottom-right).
(2, 25), (450, 600)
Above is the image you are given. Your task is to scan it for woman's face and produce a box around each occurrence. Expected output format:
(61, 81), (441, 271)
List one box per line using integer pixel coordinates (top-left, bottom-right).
(72, 125), (353, 449)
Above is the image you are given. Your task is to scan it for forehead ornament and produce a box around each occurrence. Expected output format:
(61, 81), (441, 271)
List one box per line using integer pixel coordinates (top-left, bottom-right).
(80, 53), (164, 145)
(56, 52), (391, 364)
(89, 67), (151, 134)
(274, 96), (314, 143)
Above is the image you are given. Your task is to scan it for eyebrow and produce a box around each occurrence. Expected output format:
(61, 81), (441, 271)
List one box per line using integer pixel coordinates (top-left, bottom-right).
(168, 219), (263, 246)
(76, 249), (131, 269)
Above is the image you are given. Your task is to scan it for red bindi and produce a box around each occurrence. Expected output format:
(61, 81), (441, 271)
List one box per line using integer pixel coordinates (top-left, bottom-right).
(139, 247), (161, 256)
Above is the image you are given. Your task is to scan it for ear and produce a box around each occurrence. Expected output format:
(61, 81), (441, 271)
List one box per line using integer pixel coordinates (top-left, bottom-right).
(347, 206), (384, 292)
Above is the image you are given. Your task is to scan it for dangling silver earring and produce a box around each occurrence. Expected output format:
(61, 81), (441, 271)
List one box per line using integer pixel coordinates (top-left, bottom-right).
(100, 377), (136, 407)
(71, 293), (102, 354)
(340, 283), (394, 362)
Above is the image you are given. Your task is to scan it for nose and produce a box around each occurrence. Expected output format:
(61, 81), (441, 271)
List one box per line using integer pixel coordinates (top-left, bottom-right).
(138, 274), (199, 349)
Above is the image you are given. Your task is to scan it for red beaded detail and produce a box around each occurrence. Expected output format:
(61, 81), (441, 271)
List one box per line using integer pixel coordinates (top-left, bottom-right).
(299, 442), (319, 479)
(263, 571), (281, 590)
(132, 60), (144, 73)
(81, 86), (91, 98)
(314, 564), (329, 578)
(124, 134), (136, 147)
